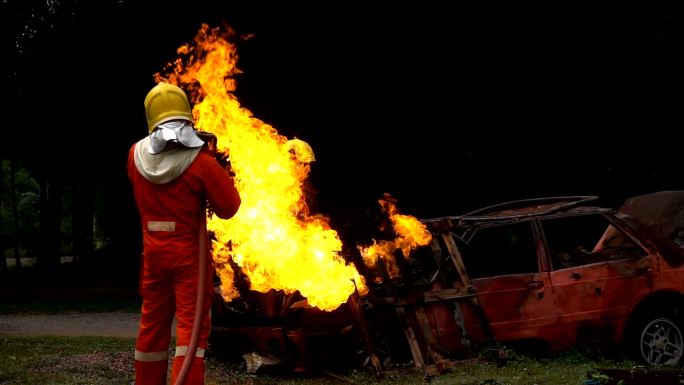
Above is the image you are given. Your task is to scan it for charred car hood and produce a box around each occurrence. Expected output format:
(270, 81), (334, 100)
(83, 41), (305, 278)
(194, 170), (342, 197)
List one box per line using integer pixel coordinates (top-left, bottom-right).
(619, 190), (684, 266)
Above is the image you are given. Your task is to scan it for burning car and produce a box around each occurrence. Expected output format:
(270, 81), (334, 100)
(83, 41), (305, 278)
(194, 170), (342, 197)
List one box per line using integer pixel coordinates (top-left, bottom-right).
(209, 191), (684, 374)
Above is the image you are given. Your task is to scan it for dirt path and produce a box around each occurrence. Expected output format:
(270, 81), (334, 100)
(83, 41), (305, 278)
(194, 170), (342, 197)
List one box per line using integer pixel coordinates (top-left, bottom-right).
(0, 312), (152, 338)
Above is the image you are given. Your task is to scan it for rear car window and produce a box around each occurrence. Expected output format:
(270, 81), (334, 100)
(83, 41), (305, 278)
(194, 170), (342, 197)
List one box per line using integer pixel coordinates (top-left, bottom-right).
(541, 213), (647, 269)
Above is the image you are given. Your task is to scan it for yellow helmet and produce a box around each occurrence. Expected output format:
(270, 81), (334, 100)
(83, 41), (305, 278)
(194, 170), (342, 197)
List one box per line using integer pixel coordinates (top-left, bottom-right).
(144, 83), (193, 133)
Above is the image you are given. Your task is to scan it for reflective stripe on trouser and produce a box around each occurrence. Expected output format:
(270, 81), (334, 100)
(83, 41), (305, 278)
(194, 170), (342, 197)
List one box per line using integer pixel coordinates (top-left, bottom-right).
(171, 346), (207, 385)
(175, 346), (206, 358)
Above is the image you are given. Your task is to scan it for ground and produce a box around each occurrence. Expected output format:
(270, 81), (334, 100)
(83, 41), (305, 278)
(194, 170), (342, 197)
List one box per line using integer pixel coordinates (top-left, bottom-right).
(0, 312), (143, 338)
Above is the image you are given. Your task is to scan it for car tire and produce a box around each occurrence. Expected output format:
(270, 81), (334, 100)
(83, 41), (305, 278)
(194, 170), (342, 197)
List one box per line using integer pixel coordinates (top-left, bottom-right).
(631, 311), (684, 367)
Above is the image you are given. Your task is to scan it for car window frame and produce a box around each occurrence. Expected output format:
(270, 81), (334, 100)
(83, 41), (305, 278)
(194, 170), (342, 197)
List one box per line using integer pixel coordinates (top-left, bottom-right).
(537, 211), (651, 271)
(462, 219), (543, 278)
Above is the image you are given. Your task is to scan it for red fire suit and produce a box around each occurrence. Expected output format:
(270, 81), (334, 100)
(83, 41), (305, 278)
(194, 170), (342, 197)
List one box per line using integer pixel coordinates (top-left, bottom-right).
(128, 139), (240, 385)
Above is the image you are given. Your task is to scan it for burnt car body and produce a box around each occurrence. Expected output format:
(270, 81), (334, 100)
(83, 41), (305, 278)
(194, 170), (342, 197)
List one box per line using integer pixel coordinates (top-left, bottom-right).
(410, 192), (684, 368)
(210, 191), (684, 373)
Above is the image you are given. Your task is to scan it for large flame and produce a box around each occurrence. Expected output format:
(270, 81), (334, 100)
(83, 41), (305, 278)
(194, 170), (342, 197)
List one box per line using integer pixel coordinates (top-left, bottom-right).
(360, 194), (433, 278)
(155, 23), (365, 311)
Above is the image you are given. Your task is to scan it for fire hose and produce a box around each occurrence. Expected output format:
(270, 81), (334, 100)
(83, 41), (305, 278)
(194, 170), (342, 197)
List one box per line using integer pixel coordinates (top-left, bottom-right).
(174, 131), (224, 385)
(174, 203), (208, 385)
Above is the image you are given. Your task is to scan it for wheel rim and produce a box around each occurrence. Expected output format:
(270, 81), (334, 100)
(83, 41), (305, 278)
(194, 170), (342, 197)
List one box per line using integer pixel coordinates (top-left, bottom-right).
(640, 317), (684, 366)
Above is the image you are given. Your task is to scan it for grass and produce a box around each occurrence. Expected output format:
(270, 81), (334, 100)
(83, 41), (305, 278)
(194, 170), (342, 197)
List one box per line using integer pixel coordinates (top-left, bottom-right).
(0, 336), (135, 385)
(0, 335), (639, 385)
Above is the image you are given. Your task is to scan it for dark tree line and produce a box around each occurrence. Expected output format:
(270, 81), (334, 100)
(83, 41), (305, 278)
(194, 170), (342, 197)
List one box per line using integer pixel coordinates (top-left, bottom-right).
(0, 0), (276, 283)
(0, 0), (182, 281)
(2, 1), (684, 283)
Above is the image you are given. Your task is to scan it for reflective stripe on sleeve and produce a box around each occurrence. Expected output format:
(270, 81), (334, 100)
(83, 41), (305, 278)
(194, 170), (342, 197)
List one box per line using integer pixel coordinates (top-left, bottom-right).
(135, 349), (168, 362)
(147, 221), (176, 231)
(175, 346), (205, 358)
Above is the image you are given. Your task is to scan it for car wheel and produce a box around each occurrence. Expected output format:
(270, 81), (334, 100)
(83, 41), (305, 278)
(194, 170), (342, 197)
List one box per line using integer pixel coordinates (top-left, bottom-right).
(638, 316), (684, 366)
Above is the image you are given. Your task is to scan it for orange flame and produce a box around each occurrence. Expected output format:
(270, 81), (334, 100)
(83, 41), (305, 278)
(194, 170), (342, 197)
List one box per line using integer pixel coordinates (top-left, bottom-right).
(360, 194), (433, 278)
(155, 23), (366, 311)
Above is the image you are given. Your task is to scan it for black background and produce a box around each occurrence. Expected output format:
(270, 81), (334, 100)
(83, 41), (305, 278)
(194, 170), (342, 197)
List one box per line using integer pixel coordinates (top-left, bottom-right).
(3, 0), (684, 248)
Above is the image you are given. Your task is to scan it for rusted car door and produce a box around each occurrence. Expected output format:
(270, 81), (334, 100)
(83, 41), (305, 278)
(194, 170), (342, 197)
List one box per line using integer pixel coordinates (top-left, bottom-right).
(458, 221), (560, 344)
(541, 212), (654, 350)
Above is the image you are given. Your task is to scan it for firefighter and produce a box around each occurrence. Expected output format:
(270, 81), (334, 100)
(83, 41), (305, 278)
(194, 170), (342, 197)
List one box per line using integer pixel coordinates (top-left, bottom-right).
(128, 82), (241, 385)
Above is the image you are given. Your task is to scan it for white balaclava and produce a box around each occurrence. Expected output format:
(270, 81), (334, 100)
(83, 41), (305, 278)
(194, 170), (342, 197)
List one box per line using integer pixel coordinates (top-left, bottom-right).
(148, 120), (204, 155)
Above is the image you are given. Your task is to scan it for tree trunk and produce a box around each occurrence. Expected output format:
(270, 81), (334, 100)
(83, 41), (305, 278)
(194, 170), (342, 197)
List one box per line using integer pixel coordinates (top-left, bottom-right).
(38, 168), (62, 270)
(10, 156), (21, 269)
(0, 155), (7, 276)
(72, 166), (94, 264)
(72, 175), (81, 264)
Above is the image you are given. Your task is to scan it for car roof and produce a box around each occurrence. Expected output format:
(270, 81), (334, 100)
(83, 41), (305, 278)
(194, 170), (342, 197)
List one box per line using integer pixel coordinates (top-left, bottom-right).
(421, 196), (610, 228)
(419, 192), (684, 268)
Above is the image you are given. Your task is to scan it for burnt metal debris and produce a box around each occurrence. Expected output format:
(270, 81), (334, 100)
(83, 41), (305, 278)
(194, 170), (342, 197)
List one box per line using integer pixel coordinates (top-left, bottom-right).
(590, 366), (684, 385)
